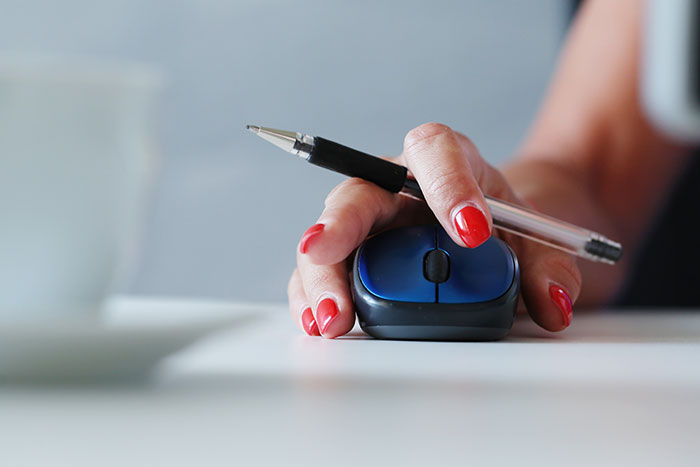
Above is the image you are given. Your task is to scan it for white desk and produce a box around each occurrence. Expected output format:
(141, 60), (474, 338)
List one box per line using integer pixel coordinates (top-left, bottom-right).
(2, 297), (699, 466)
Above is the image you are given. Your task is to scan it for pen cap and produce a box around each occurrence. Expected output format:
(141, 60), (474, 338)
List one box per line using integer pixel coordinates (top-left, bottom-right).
(309, 137), (407, 193)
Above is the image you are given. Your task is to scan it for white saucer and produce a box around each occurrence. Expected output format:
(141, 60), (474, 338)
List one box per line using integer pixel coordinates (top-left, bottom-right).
(0, 297), (262, 382)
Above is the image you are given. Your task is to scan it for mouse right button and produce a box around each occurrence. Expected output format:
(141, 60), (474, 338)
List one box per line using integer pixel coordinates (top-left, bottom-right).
(436, 229), (515, 304)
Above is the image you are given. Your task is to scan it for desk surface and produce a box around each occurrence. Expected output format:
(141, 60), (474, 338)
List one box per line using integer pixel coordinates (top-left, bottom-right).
(2, 297), (700, 466)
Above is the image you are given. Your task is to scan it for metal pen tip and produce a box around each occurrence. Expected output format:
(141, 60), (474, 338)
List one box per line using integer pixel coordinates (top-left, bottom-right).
(246, 125), (311, 156)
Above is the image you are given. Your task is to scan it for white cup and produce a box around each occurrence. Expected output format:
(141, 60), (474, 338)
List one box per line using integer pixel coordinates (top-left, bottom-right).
(0, 57), (161, 322)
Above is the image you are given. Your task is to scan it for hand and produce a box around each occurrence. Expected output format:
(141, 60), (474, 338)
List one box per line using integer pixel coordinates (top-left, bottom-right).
(287, 123), (582, 338)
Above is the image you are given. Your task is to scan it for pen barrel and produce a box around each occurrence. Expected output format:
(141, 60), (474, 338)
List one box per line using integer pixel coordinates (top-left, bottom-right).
(309, 137), (407, 192)
(487, 197), (591, 249)
(487, 196), (622, 263)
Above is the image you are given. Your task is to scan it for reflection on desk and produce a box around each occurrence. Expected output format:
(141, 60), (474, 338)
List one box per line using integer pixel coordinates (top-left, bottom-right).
(1, 297), (699, 467)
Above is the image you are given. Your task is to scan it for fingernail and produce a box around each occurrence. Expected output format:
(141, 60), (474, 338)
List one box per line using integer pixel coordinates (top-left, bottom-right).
(299, 224), (324, 254)
(316, 297), (339, 335)
(549, 284), (573, 327)
(453, 205), (490, 248)
(300, 307), (320, 336)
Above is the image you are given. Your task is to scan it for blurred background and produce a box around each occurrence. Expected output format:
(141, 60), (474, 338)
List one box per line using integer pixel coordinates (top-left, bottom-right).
(1, 0), (570, 302)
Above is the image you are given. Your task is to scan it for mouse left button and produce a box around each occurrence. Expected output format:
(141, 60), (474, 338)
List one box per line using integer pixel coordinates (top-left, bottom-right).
(357, 225), (437, 303)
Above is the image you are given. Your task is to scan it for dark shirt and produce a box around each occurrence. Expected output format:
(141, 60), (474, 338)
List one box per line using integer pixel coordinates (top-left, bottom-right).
(614, 156), (700, 307)
(568, 0), (700, 307)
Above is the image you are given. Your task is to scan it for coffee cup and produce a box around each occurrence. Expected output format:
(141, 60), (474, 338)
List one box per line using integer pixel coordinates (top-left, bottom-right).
(0, 57), (161, 322)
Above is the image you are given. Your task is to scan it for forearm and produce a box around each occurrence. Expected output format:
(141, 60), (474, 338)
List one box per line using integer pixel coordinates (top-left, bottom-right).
(499, 0), (691, 306)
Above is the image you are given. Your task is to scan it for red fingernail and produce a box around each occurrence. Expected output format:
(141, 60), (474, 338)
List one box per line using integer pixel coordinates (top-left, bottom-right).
(316, 297), (339, 336)
(453, 205), (490, 248)
(549, 284), (573, 327)
(300, 307), (320, 336)
(299, 224), (324, 254)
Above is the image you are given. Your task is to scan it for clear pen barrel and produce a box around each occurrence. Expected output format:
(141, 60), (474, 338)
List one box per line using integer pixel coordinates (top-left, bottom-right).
(486, 196), (621, 263)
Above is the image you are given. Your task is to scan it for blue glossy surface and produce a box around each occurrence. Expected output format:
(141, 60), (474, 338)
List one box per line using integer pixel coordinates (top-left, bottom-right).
(358, 225), (436, 303)
(358, 226), (515, 305)
(437, 229), (515, 303)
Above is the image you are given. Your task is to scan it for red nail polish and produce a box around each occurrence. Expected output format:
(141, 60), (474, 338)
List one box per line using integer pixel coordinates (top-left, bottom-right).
(299, 224), (324, 254)
(316, 297), (339, 335)
(549, 284), (573, 327)
(300, 307), (320, 336)
(453, 205), (490, 248)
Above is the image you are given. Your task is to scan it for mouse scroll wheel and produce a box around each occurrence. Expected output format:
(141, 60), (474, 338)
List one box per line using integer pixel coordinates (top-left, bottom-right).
(423, 249), (450, 283)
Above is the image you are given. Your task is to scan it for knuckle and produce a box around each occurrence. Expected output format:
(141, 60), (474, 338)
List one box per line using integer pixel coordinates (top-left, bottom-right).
(324, 178), (373, 209)
(455, 131), (476, 147)
(343, 177), (374, 191)
(331, 200), (372, 247)
(404, 122), (453, 152)
(424, 170), (474, 202)
(323, 180), (390, 238)
(347, 204), (373, 246)
(323, 182), (349, 207)
(306, 269), (337, 294)
(543, 256), (583, 295)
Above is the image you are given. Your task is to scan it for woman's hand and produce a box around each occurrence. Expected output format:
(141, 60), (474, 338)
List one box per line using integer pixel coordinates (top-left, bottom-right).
(287, 123), (582, 338)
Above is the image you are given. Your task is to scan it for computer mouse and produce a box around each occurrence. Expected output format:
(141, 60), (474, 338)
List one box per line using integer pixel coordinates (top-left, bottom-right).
(352, 224), (519, 341)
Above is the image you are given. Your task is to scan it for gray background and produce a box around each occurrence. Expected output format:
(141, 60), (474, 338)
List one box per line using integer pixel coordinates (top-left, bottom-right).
(1, 0), (568, 301)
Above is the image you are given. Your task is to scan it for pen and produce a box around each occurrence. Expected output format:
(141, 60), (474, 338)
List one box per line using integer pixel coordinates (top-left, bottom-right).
(246, 125), (623, 264)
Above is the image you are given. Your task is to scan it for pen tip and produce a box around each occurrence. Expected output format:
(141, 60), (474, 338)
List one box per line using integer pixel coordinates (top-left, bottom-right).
(246, 124), (260, 133)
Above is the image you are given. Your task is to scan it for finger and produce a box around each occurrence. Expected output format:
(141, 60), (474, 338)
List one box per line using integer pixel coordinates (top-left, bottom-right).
(515, 240), (582, 332)
(298, 177), (433, 266)
(296, 251), (356, 339)
(401, 122), (493, 249)
(287, 268), (320, 336)
(496, 197), (583, 331)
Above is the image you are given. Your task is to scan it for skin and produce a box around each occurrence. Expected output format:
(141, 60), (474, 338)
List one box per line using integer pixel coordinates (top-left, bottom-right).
(288, 0), (691, 338)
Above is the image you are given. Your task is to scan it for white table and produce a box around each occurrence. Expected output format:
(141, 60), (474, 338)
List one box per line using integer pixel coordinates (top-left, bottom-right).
(2, 297), (699, 466)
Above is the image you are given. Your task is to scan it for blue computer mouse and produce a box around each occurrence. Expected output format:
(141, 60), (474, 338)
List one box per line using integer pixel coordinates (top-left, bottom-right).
(352, 224), (519, 341)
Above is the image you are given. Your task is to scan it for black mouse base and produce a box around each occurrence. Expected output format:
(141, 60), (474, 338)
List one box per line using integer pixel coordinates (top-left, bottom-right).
(352, 277), (520, 342)
(352, 247), (519, 342)
(361, 325), (511, 342)
(352, 235), (520, 342)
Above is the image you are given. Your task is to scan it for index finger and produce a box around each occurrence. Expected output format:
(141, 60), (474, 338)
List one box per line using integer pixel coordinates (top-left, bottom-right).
(401, 123), (494, 249)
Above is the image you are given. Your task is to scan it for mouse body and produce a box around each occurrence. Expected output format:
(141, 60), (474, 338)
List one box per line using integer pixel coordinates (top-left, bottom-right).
(352, 225), (519, 341)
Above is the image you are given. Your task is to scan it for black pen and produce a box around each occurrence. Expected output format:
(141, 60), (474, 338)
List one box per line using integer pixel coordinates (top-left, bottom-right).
(246, 125), (622, 264)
